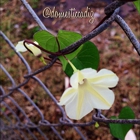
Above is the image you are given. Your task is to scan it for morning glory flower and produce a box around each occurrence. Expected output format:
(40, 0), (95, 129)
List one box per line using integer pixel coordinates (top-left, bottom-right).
(59, 66), (119, 120)
(15, 41), (41, 56)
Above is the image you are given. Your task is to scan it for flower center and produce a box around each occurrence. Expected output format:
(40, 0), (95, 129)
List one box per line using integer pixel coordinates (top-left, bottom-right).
(78, 78), (86, 85)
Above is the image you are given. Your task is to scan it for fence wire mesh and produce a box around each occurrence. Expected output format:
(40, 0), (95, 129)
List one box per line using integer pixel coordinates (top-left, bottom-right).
(0, 0), (140, 140)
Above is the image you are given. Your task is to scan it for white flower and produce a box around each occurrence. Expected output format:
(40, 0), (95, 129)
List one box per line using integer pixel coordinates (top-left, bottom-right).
(59, 68), (119, 120)
(15, 41), (41, 56)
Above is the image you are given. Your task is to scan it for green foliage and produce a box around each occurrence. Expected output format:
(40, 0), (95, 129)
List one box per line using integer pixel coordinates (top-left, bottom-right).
(31, 26), (40, 34)
(33, 30), (82, 52)
(64, 41), (99, 76)
(33, 30), (99, 77)
(134, 0), (140, 14)
(0, 0), (9, 5)
(109, 107), (135, 140)
(57, 30), (82, 50)
(59, 46), (82, 71)
(30, 0), (39, 8)
(34, 30), (57, 52)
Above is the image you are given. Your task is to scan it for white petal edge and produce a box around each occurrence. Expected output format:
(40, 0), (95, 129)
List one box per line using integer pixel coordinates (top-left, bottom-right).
(81, 68), (97, 79)
(25, 41), (41, 56)
(58, 88), (77, 106)
(90, 69), (119, 88)
(87, 84), (115, 109)
(64, 88), (93, 120)
(28, 46), (42, 56)
(15, 41), (27, 52)
(70, 70), (82, 88)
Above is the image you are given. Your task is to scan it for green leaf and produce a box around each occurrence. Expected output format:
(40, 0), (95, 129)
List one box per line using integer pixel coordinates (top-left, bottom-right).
(58, 30), (83, 69)
(134, 0), (140, 14)
(57, 30), (82, 50)
(33, 30), (58, 52)
(109, 107), (135, 140)
(33, 30), (99, 77)
(119, 106), (135, 119)
(33, 30), (82, 52)
(64, 41), (99, 77)
(59, 45), (82, 70)
(31, 26), (40, 34)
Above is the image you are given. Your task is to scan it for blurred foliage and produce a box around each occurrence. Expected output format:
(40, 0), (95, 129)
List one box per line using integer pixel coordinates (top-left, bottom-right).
(134, 0), (140, 13)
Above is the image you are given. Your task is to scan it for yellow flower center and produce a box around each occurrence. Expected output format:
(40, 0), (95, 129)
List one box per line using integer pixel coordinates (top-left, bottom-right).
(77, 70), (85, 85)
(78, 78), (86, 85)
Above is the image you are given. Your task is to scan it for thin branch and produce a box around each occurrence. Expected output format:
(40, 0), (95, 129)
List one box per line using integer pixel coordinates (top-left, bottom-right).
(59, 8), (120, 55)
(93, 115), (140, 124)
(115, 15), (140, 55)
(104, 0), (125, 15)
(105, 0), (138, 15)
(43, 57), (62, 65)
(49, 8), (120, 59)
(24, 40), (62, 55)
(24, 57), (57, 78)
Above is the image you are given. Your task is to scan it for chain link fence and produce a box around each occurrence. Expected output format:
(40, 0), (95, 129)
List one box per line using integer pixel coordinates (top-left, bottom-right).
(0, 0), (140, 140)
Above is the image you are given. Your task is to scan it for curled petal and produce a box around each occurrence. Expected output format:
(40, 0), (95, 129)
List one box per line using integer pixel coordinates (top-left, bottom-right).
(15, 41), (41, 56)
(15, 41), (27, 52)
(25, 41), (41, 56)
(28, 45), (42, 56)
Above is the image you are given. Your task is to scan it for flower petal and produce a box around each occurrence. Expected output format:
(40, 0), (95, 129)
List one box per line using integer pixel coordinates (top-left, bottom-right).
(59, 68), (118, 120)
(25, 42), (41, 56)
(81, 68), (97, 79)
(90, 69), (119, 88)
(58, 88), (77, 106)
(70, 70), (84, 88)
(15, 41), (41, 56)
(15, 41), (27, 52)
(70, 68), (97, 88)
(87, 83), (115, 109)
(28, 46), (42, 56)
(64, 87), (93, 120)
